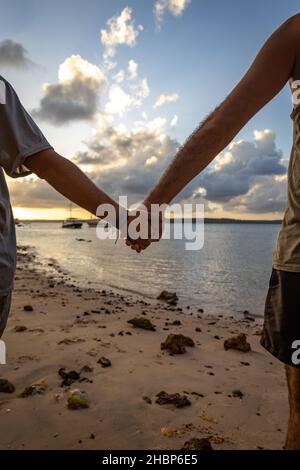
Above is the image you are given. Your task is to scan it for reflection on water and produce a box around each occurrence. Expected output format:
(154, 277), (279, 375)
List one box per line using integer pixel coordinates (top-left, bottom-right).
(16, 222), (280, 317)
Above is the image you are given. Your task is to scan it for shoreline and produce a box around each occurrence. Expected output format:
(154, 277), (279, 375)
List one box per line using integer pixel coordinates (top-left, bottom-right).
(17, 242), (265, 320)
(18, 243), (157, 307)
(0, 245), (288, 450)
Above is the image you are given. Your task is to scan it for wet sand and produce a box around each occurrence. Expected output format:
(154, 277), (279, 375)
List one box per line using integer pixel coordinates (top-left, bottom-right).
(0, 246), (288, 450)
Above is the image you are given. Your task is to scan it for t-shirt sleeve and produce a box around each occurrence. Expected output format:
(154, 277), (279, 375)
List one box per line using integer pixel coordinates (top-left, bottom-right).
(0, 76), (53, 178)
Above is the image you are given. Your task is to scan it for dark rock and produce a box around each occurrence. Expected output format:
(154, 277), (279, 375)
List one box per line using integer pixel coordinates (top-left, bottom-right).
(58, 338), (85, 346)
(224, 333), (251, 352)
(156, 391), (191, 408)
(161, 334), (195, 355)
(98, 357), (111, 368)
(157, 291), (178, 306)
(181, 438), (213, 451)
(232, 389), (244, 399)
(19, 382), (47, 397)
(14, 325), (28, 333)
(23, 305), (33, 312)
(142, 396), (152, 405)
(58, 368), (80, 386)
(191, 391), (205, 398)
(0, 379), (15, 394)
(128, 317), (156, 331)
(79, 377), (93, 384)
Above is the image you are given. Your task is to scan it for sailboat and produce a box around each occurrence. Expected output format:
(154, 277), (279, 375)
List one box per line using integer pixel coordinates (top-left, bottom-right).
(62, 204), (83, 229)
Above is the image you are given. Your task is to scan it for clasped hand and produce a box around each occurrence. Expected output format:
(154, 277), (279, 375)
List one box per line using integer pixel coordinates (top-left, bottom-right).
(119, 206), (164, 253)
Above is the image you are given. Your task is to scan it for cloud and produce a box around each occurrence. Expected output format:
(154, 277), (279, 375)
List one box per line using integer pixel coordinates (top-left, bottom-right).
(105, 84), (138, 116)
(134, 116), (167, 134)
(73, 126), (287, 216)
(101, 7), (143, 69)
(72, 118), (179, 201)
(112, 70), (125, 83)
(136, 78), (150, 99)
(170, 115), (178, 127)
(0, 39), (34, 68)
(154, 0), (191, 28)
(32, 55), (106, 124)
(8, 124), (288, 217)
(227, 176), (287, 214)
(190, 129), (287, 214)
(113, 61), (141, 84)
(154, 93), (179, 109)
(105, 78), (150, 116)
(128, 59), (138, 80)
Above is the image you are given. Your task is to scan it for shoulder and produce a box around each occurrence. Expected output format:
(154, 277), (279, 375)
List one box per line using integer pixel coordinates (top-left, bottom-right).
(283, 15), (300, 80)
(280, 14), (300, 38)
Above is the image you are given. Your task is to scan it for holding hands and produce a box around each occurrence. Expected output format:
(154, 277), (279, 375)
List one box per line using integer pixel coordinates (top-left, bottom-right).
(119, 204), (164, 253)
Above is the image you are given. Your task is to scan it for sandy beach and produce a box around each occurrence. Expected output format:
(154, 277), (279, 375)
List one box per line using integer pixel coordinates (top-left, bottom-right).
(0, 245), (288, 450)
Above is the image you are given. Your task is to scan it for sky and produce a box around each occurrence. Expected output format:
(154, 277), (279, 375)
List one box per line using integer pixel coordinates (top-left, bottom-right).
(0, 0), (300, 220)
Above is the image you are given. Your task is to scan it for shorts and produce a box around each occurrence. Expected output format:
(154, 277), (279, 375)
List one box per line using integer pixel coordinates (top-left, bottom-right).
(261, 269), (300, 368)
(0, 291), (12, 338)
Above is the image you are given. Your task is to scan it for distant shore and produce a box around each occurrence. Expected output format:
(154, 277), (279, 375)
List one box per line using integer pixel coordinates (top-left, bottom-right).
(15, 217), (283, 224)
(0, 245), (288, 450)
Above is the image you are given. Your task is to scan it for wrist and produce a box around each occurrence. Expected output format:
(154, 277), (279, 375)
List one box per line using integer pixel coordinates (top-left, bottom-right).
(143, 198), (155, 212)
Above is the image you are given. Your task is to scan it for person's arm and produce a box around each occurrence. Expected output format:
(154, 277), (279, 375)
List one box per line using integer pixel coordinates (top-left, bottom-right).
(143, 15), (298, 208)
(25, 149), (122, 227)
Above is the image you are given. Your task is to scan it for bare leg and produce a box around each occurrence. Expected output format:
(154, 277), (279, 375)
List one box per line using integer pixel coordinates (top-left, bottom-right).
(285, 365), (300, 450)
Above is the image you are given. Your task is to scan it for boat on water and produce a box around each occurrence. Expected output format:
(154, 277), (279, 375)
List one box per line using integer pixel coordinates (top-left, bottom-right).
(62, 218), (83, 229)
(87, 218), (110, 230)
(62, 203), (83, 229)
(87, 218), (99, 227)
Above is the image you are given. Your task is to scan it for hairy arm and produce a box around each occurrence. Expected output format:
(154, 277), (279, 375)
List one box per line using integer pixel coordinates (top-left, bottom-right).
(144, 15), (298, 208)
(25, 149), (121, 227)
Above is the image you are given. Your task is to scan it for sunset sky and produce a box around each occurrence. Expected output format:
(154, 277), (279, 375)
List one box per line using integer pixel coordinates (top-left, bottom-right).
(1, 0), (300, 220)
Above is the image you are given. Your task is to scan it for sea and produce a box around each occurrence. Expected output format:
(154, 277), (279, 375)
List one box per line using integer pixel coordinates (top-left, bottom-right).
(16, 221), (281, 318)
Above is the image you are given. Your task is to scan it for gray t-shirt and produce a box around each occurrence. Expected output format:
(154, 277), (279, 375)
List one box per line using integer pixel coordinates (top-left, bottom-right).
(0, 75), (53, 294)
